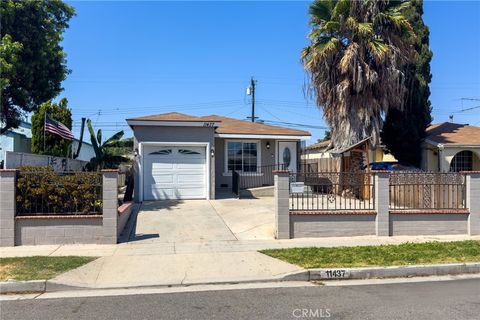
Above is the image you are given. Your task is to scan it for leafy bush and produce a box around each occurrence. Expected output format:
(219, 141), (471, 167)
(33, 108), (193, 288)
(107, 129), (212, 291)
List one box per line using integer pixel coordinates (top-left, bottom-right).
(16, 166), (103, 215)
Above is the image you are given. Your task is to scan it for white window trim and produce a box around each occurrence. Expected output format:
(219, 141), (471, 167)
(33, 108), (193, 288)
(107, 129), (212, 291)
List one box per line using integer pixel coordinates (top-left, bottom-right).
(223, 140), (261, 174)
(139, 141), (210, 201)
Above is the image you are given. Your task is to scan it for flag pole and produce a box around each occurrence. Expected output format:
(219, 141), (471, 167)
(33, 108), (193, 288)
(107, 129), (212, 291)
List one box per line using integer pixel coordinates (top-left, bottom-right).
(43, 111), (46, 152)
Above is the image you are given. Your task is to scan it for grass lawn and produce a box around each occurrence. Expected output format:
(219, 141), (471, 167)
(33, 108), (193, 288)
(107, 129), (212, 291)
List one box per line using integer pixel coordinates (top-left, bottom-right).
(260, 240), (480, 269)
(0, 256), (96, 281)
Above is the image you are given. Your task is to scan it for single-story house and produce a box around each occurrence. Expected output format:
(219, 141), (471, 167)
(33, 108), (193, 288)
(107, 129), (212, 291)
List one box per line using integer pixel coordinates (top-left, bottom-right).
(302, 122), (480, 173)
(126, 112), (311, 201)
(301, 138), (396, 172)
(0, 121), (32, 164)
(422, 122), (480, 172)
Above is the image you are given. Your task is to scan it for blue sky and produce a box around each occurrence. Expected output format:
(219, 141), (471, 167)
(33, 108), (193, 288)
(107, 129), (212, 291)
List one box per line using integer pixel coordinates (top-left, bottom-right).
(58, 0), (480, 142)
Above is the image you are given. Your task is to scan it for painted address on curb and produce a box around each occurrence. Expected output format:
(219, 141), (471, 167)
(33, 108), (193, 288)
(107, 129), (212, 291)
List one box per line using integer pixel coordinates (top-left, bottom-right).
(320, 269), (350, 279)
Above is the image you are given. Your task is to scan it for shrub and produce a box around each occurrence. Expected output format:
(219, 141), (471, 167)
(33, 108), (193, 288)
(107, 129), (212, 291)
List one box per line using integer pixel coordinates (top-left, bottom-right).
(16, 166), (103, 215)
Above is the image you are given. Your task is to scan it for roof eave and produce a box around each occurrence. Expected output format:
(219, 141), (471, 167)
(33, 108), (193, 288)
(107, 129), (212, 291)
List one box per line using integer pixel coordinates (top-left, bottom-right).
(214, 133), (311, 140)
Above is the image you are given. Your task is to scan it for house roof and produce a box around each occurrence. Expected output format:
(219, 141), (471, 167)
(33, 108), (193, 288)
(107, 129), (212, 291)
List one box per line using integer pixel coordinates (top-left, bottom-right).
(425, 122), (480, 146)
(304, 140), (330, 151)
(128, 112), (206, 122)
(127, 112), (311, 137)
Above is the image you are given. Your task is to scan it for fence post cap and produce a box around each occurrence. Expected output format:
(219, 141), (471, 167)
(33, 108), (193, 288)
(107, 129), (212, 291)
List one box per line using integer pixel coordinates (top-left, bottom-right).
(101, 169), (119, 173)
(370, 170), (391, 174)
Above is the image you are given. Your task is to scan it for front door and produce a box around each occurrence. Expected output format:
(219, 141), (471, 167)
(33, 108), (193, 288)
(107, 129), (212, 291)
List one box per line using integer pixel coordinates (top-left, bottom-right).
(277, 141), (297, 172)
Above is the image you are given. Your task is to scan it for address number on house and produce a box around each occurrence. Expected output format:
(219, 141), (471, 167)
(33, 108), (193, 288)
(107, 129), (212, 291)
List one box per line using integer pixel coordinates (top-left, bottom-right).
(320, 269), (350, 279)
(203, 122), (216, 127)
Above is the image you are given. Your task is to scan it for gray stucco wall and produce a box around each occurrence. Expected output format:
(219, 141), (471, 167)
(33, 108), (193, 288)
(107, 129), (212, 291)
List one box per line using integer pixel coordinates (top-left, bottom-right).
(132, 126), (216, 200)
(389, 213), (469, 236)
(290, 214), (376, 238)
(215, 138), (277, 188)
(15, 217), (103, 245)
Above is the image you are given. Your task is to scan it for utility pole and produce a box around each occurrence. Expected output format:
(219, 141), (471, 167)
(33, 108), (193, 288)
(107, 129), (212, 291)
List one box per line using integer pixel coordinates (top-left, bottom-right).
(247, 77), (257, 122)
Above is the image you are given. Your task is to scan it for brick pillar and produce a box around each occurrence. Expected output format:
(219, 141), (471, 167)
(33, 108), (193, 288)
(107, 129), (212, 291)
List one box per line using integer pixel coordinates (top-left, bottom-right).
(102, 170), (118, 244)
(466, 172), (480, 235)
(374, 171), (390, 236)
(0, 169), (17, 247)
(274, 170), (290, 239)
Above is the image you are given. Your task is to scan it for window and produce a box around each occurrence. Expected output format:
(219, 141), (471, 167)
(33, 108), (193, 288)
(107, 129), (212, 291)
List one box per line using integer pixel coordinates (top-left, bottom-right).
(226, 141), (259, 172)
(450, 151), (473, 172)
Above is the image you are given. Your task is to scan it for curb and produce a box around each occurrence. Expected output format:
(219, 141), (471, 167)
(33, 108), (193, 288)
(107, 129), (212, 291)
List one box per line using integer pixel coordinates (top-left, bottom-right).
(0, 280), (46, 294)
(1, 262), (479, 294)
(306, 262), (480, 281)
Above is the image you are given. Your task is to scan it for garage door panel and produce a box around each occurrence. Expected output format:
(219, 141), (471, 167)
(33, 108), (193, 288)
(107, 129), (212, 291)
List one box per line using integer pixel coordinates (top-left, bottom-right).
(176, 188), (205, 198)
(150, 174), (174, 184)
(177, 173), (204, 184)
(148, 187), (176, 200)
(143, 146), (207, 200)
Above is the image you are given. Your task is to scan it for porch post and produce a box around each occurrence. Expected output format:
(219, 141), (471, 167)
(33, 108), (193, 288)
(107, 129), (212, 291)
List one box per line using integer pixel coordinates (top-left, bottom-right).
(274, 170), (290, 239)
(374, 171), (390, 236)
(102, 169), (118, 244)
(0, 169), (17, 247)
(466, 171), (480, 235)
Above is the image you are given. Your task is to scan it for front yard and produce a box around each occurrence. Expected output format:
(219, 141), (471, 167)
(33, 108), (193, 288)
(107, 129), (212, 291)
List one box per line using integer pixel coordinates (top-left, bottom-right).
(261, 240), (480, 268)
(0, 256), (95, 281)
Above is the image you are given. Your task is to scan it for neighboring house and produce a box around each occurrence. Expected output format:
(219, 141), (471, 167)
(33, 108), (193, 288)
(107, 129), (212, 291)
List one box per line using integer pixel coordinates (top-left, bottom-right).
(302, 138), (396, 172)
(126, 112), (311, 201)
(0, 121), (32, 164)
(302, 122), (480, 173)
(422, 122), (480, 172)
(0, 121), (95, 163)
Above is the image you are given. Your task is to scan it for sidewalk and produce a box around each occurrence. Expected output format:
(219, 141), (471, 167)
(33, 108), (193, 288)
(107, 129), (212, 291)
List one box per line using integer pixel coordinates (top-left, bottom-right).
(1, 234), (479, 258)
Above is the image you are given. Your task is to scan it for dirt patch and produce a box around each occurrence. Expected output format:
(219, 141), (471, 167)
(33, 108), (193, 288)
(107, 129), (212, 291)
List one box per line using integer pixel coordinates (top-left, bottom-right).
(0, 263), (17, 281)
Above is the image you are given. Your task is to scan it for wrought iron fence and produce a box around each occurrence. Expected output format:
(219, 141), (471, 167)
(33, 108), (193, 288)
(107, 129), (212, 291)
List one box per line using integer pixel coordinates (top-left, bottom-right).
(234, 163), (286, 190)
(290, 172), (375, 211)
(16, 170), (103, 216)
(389, 172), (466, 210)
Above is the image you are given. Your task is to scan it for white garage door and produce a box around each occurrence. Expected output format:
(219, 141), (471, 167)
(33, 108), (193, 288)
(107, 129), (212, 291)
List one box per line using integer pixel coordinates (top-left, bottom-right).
(143, 146), (207, 200)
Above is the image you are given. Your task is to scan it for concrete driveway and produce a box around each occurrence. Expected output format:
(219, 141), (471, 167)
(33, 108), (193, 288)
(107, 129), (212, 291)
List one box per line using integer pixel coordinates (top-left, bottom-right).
(128, 197), (275, 244)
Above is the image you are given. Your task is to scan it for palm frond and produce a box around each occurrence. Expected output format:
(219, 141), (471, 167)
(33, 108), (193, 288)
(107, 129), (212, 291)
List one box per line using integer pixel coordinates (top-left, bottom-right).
(332, 0), (350, 19)
(87, 119), (102, 158)
(357, 22), (373, 36)
(367, 38), (389, 61)
(309, 0), (333, 24)
(103, 130), (124, 148)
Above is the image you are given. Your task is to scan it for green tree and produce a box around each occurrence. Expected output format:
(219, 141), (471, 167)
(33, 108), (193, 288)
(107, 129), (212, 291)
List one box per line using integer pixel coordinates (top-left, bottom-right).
(381, 0), (432, 167)
(302, 0), (415, 151)
(31, 98), (73, 157)
(0, 0), (75, 134)
(86, 120), (128, 171)
(318, 130), (331, 143)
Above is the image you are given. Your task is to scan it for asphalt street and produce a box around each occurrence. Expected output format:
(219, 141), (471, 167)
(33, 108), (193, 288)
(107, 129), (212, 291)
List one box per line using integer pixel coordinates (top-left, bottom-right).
(1, 279), (479, 320)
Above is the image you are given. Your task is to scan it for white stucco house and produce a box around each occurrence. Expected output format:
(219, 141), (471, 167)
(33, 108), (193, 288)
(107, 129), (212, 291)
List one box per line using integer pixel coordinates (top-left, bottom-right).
(126, 112), (311, 201)
(422, 122), (480, 172)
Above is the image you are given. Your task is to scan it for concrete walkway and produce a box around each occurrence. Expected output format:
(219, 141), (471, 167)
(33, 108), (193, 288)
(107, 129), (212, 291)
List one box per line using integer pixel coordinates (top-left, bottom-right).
(2, 235), (479, 258)
(50, 252), (301, 289)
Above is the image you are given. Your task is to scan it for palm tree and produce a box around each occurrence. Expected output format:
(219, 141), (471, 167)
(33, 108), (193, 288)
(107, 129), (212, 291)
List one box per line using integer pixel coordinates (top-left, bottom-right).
(86, 119), (128, 170)
(302, 0), (415, 151)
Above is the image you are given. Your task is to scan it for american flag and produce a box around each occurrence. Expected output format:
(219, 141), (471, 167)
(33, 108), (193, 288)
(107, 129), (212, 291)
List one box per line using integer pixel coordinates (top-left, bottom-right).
(45, 115), (74, 140)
